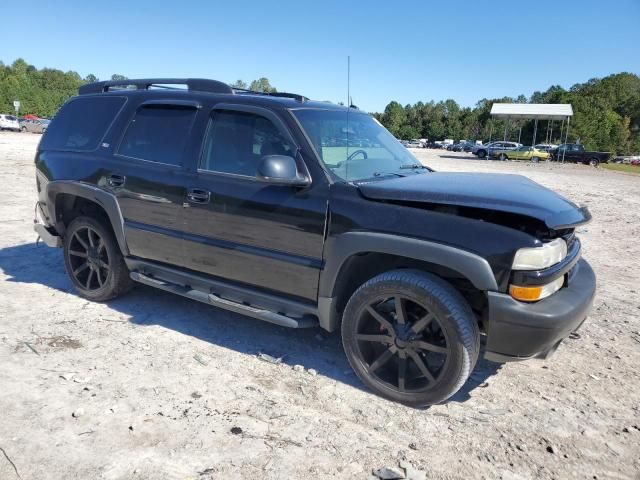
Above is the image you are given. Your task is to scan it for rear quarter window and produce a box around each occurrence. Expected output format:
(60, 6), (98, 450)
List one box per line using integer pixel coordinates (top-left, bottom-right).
(40, 96), (126, 152)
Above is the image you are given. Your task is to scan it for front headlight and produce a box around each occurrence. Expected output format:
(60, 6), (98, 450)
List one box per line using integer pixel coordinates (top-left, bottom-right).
(512, 238), (567, 270)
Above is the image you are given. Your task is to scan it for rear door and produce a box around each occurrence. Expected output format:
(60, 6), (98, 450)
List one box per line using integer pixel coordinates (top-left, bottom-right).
(180, 104), (328, 302)
(103, 100), (198, 267)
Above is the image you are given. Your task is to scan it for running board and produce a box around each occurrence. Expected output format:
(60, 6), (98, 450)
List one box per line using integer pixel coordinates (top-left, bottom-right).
(130, 271), (318, 329)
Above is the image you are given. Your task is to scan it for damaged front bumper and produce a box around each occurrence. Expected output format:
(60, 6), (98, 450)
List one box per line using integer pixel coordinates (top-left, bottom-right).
(484, 259), (596, 362)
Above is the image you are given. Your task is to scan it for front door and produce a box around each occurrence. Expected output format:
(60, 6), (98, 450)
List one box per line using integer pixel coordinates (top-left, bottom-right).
(181, 105), (328, 302)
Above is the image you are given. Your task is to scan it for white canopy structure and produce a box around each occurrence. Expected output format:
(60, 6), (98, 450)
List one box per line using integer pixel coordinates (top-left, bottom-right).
(490, 103), (573, 121)
(489, 103), (574, 160)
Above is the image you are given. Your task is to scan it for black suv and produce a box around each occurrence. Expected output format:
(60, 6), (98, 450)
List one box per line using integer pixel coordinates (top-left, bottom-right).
(33, 78), (596, 406)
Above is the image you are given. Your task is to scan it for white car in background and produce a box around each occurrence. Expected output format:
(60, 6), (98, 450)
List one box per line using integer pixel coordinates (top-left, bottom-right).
(0, 114), (20, 132)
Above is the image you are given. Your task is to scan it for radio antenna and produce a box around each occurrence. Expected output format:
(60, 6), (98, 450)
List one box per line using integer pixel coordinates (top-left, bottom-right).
(346, 56), (350, 180)
(347, 55), (350, 107)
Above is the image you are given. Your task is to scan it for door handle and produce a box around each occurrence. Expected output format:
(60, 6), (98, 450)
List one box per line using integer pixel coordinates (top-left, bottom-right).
(187, 188), (210, 204)
(108, 174), (126, 187)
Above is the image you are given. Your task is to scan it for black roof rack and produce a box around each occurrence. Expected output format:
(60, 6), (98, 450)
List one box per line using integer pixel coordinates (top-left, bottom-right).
(232, 87), (308, 103)
(78, 78), (310, 103)
(78, 78), (234, 95)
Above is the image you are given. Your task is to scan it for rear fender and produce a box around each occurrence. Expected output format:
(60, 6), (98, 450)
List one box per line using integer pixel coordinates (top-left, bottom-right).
(45, 180), (128, 255)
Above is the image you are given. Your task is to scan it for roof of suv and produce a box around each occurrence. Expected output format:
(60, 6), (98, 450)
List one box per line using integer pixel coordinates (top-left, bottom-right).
(77, 78), (351, 112)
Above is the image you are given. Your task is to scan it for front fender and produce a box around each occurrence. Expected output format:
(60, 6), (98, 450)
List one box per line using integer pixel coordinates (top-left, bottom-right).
(316, 231), (498, 331)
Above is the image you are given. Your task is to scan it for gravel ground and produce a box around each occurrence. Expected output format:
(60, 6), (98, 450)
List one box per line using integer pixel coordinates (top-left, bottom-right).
(0, 132), (638, 480)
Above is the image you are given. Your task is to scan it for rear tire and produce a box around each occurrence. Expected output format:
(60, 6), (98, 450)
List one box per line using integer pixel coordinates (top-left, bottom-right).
(499, 153), (508, 161)
(21, 126), (27, 133)
(341, 270), (480, 407)
(63, 216), (132, 302)
(477, 150), (487, 159)
(531, 156), (540, 163)
(589, 158), (599, 167)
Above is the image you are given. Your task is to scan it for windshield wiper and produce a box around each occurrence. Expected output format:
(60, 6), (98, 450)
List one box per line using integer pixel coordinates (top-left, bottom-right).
(372, 171), (406, 178)
(400, 163), (428, 169)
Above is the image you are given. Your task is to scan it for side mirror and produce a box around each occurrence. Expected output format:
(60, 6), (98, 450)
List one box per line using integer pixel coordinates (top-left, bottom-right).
(256, 155), (310, 187)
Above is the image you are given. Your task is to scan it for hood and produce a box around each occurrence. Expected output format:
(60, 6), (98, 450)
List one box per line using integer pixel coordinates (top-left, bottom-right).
(357, 172), (591, 230)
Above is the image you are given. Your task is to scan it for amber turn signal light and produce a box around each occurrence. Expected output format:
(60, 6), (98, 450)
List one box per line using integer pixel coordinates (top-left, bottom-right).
(509, 285), (543, 302)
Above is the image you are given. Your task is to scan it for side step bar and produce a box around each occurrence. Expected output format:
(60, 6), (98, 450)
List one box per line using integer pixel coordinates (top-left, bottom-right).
(130, 271), (318, 329)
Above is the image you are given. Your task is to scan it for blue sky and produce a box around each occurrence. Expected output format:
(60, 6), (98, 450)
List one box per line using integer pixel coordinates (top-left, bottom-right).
(3, 0), (639, 112)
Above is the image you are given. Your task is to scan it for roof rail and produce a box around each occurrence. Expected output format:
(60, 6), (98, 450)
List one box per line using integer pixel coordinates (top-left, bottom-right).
(267, 92), (309, 103)
(232, 88), (308, 103)
(78, 78), (234, 95)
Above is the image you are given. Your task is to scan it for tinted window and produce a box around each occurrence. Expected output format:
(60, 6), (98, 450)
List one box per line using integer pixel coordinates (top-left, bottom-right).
(118, 105), (197, 165)
(200, 110), (294, 176)
(40, 96), (126, 151)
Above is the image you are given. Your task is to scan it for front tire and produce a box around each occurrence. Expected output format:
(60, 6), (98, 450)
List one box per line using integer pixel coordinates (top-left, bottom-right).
(499, 153), (508, 161)
(589, 158), (599, 167)
(63, 216), (132, 301)
(341, 270), (480, 407)
(477, 150), (487, 159)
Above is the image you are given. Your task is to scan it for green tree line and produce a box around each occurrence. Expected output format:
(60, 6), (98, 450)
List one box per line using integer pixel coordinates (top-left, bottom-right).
(0, 58), (277, 117)
(1, 58), (638, 154)
(374, 72), (640, 155)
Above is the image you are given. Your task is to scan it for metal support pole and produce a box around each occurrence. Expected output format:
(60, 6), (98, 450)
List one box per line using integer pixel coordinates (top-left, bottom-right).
(532, 118), (538, 147)
(562, 116), (570, 163)
(518, 126), (522, 144)
(558, 119), (564, 146)
(488, 118), (493, 142)
(503, 118), (509, 141)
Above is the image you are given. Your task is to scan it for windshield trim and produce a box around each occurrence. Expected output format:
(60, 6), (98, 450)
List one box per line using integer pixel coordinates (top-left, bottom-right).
(286, 108), (337, 184)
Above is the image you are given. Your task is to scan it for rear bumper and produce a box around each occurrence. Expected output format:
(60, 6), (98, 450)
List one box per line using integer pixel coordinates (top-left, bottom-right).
(34, 223), (62, 247)
(484, 259), (596, 362)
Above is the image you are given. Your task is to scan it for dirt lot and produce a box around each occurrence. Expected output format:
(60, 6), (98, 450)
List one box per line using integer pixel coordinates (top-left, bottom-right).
(0, 132), (639, 480)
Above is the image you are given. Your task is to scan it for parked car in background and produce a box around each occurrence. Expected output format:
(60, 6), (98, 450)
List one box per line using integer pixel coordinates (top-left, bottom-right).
(20, 118), (50, 134)
(534, 144), (556, 152)
(0, 114), (20, 131)
(462, 142), (475, 152)
(474, 141), (520, 159)
(405, 140), (422, 148)
(471, 141), (495, 156)
(494, 146), (550, 162)
(487, 142), (521, 159)
(549, 143), (610, 166)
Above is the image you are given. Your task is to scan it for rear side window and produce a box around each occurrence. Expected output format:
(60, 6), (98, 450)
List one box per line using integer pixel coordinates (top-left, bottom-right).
(40, 96), (126, 151)
(117, 105), (197, 165)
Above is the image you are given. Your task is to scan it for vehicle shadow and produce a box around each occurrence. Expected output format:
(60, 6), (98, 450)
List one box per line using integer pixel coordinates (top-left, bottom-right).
(0, 241), (501, 405)
(438, 154), (479, 160)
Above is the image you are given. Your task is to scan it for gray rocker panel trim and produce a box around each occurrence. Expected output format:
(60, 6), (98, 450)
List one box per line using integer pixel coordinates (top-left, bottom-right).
(46, 180), (129, 255)
(319, 232), (499, 298)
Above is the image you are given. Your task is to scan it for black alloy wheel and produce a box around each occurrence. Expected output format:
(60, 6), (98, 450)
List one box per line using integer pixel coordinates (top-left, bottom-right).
(353, 295), (450, 393)
(67, 225), (110, 291)
(342, 270), (480, 407)
(63, 216), (132, 301)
